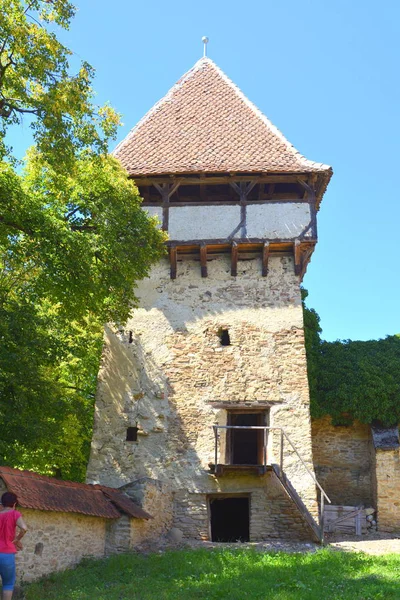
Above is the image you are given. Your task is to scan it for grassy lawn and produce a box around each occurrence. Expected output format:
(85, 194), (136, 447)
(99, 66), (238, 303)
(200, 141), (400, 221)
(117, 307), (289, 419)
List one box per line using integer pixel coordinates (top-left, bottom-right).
(23, 548), (400, 600)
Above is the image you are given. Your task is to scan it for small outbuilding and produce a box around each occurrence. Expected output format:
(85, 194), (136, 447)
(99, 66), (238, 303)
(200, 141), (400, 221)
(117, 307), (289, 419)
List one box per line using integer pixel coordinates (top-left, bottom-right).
(0, 467), (156, 582)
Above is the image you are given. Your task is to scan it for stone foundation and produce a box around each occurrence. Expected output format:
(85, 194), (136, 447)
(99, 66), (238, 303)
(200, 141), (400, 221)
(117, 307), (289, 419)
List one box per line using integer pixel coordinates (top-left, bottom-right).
(174, 471), (314, 542)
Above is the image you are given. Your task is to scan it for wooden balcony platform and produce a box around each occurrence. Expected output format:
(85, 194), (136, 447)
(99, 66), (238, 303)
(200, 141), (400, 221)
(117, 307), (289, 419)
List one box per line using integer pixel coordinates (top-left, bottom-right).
(209, 464), (272, 476)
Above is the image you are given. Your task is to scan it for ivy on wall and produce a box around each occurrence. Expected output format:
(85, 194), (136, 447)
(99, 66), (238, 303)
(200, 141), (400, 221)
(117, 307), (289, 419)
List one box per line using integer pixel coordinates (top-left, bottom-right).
(302, 289), (400, 426)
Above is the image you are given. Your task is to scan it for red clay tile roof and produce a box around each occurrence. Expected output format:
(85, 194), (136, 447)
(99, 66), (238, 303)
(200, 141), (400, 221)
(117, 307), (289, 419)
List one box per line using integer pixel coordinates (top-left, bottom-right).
(114, 57), (332, 181)
(0, 467), (151, 520)
(96, 485), (151, 520)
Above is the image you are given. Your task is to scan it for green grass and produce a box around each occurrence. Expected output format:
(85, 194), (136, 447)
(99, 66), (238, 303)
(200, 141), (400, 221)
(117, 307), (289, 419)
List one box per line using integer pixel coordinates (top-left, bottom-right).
(23, 548), (400, 600)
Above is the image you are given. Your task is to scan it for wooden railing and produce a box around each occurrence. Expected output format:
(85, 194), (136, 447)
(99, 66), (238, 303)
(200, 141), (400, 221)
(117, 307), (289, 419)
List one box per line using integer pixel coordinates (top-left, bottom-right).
(212, 424), (331, 542)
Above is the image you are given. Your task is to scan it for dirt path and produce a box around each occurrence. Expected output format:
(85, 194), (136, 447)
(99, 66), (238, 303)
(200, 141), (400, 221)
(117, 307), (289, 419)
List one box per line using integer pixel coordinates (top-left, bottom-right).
(181, 532), (400, 555)
(327, 531), (400, 555)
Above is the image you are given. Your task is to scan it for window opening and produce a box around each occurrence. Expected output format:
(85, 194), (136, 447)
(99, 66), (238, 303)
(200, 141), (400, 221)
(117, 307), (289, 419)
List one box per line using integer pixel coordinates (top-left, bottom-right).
(226, 412), (268, 465)
(126, 426), (138, 442)
(217, 328), (231, 346)
(209, 496), (250, 542)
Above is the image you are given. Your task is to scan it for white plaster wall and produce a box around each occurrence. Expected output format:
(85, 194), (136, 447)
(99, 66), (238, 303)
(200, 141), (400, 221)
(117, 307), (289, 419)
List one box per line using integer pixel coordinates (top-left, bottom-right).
(143, 206), (163, 227)
(169, 205), (241, 240)
(247, 203), (312, 239)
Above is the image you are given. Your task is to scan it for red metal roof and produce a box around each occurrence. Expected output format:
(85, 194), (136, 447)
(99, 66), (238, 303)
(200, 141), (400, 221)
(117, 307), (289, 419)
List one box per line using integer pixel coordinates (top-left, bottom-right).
(0, 467), (151, 520)
(114, 57), (332, 182)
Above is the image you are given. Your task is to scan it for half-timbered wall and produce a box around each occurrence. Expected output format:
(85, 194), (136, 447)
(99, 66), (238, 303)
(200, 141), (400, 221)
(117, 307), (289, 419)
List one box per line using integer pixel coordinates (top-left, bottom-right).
(145, 203), (313, 242)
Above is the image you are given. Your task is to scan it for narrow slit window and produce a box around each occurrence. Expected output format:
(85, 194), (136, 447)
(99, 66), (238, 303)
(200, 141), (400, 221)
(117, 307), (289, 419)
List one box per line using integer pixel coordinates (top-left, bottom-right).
(218, 328), (231, 346)
(126, 426), (138, 442)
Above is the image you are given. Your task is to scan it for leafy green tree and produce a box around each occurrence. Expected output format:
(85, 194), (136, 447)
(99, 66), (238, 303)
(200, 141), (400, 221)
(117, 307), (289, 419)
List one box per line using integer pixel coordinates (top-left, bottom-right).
(0, 1), (166, 479)
(0, 0), (118, 167)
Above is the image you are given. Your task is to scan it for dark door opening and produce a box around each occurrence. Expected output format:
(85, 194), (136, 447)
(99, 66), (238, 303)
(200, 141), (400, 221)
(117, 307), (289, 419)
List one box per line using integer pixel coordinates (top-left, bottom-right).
(229, 413), (262, 465)
(210, 496), (250, 542)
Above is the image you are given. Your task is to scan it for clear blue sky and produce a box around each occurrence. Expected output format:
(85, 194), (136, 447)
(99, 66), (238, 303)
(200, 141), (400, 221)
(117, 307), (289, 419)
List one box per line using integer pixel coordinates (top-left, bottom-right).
(9, 0), (400, 342)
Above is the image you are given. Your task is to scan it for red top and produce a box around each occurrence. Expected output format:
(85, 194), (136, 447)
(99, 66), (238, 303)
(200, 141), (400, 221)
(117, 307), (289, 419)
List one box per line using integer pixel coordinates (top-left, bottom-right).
(0, 510), (21, 553)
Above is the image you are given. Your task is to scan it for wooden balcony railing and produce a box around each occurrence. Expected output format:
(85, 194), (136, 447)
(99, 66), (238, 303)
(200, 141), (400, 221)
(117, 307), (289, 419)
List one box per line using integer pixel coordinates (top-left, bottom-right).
(212, 424), (331, 542)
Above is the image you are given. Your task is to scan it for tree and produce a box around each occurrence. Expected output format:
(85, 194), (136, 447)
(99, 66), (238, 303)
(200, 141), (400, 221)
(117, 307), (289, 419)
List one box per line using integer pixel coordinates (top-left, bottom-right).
(302, 290), (400, 427)
(0, 1), (166, 479)
(0, 0), (118, 168)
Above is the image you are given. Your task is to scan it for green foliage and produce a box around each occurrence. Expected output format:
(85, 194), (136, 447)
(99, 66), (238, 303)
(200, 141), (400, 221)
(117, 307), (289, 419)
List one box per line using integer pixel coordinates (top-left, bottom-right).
(301, 289), (321, 408)
(302, 289), (400, 426)
(0, 1), (166, 479)
(0, 0), (120, 168)
(24, 548), (400, 600)
(0, 297), (103, 481)
(316, 336), (400, 426)
(0, 153), (165, 479)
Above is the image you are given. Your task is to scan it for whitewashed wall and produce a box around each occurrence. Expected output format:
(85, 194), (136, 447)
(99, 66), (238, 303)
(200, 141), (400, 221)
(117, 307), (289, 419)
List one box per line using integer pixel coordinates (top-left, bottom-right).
(151, 203), (312, 241)
(246, 204), (312, 239)
(169, 205), (241, 240)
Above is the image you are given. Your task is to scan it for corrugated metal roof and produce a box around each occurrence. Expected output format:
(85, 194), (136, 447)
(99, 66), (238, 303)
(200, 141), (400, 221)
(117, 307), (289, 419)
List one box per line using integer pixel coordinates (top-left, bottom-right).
(0, 467), (152, 520)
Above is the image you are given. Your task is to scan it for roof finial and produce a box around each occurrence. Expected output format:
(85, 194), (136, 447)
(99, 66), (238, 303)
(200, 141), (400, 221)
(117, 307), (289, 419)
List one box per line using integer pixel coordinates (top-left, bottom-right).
(202, 36), (209, 57)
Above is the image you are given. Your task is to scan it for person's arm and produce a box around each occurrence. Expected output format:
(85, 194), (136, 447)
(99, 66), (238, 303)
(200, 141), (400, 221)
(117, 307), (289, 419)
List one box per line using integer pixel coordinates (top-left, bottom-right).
(13, 516), (28, 551)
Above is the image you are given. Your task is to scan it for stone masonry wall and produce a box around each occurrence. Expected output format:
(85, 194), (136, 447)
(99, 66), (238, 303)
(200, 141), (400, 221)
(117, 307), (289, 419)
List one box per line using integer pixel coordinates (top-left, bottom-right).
(375, 448), (400, 532)
(311, 416), (374, 507)
(87, 255), (317, 539)
(122, 478), (174, 546)
(174, 471), (313, 542)
(14, 509), (106, 583)
(105, 514), (131, 555)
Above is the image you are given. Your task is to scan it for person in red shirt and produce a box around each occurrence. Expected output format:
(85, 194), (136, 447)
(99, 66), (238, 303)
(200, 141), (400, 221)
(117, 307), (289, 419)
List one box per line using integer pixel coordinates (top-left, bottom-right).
(0, 492), (27, 600)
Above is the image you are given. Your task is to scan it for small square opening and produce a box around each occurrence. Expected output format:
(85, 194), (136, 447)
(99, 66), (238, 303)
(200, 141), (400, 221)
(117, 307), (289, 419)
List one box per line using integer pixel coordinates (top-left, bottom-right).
(126, 426), (138, 442)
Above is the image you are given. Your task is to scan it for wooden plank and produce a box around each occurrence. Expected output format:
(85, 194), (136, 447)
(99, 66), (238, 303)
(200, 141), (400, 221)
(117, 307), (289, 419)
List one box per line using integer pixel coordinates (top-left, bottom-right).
(294, 239), (302, 276)
(142, 198), (309, 207)
(165, 238), (316, 247)
(170, 246), (177, 280)
(200, 243), (208, 278)
(134, 174), (309, 186)
(262, 242), (270, 276)
(231, 242), (238, 276)
(208, 402), (276, 409)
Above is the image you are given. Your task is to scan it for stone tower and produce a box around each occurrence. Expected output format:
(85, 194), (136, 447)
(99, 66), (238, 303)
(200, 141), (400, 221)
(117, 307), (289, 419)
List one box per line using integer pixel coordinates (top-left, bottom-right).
(87, 57), (332, 542)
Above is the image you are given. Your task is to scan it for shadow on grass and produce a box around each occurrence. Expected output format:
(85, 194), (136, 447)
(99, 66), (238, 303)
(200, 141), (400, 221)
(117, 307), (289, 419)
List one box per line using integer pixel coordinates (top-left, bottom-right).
(23, 548), (400, 600)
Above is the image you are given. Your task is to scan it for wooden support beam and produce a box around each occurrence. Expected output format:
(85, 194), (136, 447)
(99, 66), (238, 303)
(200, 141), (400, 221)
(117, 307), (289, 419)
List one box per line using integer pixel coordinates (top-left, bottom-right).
(200, 243), (208, 278)
(294, 239), (302, 276)
(297, 178), (316, 202)
(231, 242), (238, 276)
(135, 174), (309, 187)
(262, 242), (270, 276)
(153, 181), (181, 231)
(229, 180), (258, 237)
(170, 246), (177, 279)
